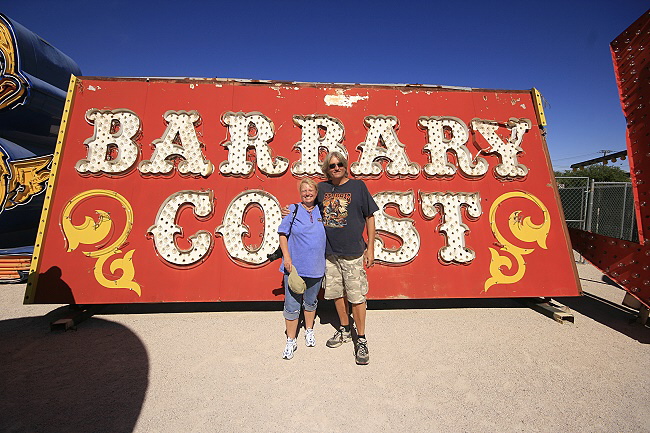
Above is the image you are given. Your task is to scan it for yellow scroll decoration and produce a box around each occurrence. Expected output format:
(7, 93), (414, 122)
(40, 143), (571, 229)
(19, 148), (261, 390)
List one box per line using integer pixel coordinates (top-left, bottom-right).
(62, 189), (141, 296)
(484, 191), (550, 292)
(1, 154), (52, 213)
(0, 152), (8, 209)
(5, 155), (52, 209)
(0, 17), (29, 110)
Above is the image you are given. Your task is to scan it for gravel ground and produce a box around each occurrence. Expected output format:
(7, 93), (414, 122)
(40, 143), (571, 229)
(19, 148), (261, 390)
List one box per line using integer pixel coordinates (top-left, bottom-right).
(1, 260), (648, 433)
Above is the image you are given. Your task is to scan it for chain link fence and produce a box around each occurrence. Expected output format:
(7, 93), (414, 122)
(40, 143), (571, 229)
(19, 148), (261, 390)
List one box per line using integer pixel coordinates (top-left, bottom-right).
(590, 182), (638, 242)
(556, 177), (638, 243)
(556, 177), (590, 231)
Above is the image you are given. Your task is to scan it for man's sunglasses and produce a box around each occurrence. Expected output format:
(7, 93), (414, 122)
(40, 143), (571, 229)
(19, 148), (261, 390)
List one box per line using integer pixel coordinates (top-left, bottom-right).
(329, 162), (345, 169)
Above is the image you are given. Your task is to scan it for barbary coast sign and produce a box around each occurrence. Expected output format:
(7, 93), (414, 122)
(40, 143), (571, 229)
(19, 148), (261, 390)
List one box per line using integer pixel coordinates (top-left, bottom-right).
(26, 77), (580, 304)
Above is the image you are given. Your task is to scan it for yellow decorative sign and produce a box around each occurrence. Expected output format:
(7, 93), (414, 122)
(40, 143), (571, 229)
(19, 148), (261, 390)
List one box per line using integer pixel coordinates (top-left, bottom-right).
(0, 152), (8, 209)
(0, 154), (53, 214)
(484, 191), (550, 292)
(4, 155), (52, 209)
(0, 16), (28, 110)
(61, 189), (140, 296)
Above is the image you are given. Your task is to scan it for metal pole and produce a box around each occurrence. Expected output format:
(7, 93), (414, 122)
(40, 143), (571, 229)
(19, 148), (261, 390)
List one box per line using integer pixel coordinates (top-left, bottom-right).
(580, 178), (589, 265)
(620, 183), (627, 239)
(628, 183), (635, 241)
(585, 179), (595, 233)
(580, 181), (586, 231)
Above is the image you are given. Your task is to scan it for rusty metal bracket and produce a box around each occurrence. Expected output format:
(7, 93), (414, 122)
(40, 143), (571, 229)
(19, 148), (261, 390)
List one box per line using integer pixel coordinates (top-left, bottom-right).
(638, 306), (650, 326)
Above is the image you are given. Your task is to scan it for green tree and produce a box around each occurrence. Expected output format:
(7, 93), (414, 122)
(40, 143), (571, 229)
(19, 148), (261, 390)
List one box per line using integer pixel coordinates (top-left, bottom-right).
(554, 165), (630, 182)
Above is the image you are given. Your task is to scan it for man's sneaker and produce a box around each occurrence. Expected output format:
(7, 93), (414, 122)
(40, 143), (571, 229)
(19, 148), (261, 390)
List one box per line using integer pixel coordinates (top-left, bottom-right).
(282, 338), (297, 360)
(305, 328), (316, 347)
(355, 337), (370, 365)
(326, 327), (352, 348)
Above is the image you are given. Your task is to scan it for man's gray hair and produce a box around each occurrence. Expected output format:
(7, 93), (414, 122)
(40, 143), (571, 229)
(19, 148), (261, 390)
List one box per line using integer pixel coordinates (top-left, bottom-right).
(321, 151), (348, 180)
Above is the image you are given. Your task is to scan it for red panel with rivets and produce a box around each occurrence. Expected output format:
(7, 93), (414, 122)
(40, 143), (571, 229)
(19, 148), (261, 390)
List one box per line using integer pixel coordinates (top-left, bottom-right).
(569, 228), (650, 305)
(611, 10), (650, 244)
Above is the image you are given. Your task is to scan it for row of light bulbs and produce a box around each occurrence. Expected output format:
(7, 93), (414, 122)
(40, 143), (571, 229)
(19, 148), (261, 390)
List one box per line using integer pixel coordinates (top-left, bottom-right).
(77, 110), (531, 180)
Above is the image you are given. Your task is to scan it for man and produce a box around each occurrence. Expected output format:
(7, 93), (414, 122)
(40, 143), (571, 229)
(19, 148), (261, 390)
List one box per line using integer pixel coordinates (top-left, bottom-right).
(318, 151), (378, 365)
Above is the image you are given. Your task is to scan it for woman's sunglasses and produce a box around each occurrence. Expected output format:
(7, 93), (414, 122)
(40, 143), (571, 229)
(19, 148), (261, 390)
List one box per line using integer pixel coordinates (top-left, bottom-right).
(329, 162), (345, 169)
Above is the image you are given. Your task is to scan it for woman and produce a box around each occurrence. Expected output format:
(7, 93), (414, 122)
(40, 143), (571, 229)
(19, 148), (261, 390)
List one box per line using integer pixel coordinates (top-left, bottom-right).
(277, 178), (326, 360)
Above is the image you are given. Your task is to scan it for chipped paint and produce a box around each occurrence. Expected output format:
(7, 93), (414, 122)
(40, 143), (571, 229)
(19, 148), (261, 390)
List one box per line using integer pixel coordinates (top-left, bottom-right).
(271, 86), (285, 99)
(520, 104), (526, 109)
(387, 294), (411, 299)
(190, 83), (197, 89)
(510, 97), (520, 105)
(87, 85), (101, 91)
(400, 90), (412, 95)
(324, 89), (368, 107)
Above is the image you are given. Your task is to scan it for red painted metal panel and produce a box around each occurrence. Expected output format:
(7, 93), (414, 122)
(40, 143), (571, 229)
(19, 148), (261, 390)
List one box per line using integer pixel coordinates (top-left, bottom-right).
(611, 10), (650, 245)
(568, 10), (650, 308)
(569, 228), (649, 301)
(26, 77), (580, 303)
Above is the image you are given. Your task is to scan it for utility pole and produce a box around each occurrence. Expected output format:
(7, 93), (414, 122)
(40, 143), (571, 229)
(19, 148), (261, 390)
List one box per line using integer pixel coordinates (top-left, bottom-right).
(598, 149), (613, 164)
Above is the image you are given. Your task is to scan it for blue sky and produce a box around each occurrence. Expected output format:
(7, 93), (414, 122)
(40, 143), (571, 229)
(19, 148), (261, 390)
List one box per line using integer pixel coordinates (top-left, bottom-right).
(4, 1), (647, 171)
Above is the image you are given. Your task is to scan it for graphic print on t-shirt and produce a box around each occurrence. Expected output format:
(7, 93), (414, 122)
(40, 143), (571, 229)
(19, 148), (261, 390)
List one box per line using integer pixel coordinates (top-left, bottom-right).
(322, 192), (351, 228)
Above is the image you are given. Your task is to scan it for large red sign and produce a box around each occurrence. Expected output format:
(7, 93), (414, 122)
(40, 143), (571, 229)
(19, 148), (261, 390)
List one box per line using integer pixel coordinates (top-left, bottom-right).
(25, 77), (580, 304)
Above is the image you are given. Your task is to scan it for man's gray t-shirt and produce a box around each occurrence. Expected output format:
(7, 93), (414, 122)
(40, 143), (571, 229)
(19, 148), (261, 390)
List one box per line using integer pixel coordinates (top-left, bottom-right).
(317, 179), (379, 256)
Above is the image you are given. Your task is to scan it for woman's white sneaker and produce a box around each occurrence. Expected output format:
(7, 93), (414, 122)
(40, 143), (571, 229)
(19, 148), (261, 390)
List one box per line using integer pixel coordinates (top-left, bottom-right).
(305, 329), (316, 347)
(282, 338), (297, 360)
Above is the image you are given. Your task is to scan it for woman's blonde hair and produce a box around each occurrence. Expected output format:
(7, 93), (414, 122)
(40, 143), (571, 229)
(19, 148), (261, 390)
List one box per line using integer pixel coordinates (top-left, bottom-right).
(299, 177), (318, 191)
(320, 151), (348, 180)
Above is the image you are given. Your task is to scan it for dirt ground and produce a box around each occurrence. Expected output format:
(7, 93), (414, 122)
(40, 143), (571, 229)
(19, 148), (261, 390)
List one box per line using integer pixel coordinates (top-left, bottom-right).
(1, 260), (648, 433)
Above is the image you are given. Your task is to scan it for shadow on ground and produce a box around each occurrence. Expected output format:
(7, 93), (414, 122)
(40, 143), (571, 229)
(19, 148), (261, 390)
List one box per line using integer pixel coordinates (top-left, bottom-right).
(45, 295), (650, 347)
(0, 308), (149, 433)
(96, 297), (524, 334)
(577, 275), (622, 288)
(557, 291), (650, 344)
(99, 297), (522, 315)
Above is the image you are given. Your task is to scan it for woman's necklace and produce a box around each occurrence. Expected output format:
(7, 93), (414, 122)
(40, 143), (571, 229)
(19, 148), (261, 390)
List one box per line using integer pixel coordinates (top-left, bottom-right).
(301, 203), (315, 212)
(301, 203), (315, 222)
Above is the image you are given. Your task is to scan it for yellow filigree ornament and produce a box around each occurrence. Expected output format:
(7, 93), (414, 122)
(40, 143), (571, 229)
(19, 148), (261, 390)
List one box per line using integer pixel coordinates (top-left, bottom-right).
(61, 189), (140, 296)
(484, 191), (550, 292)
